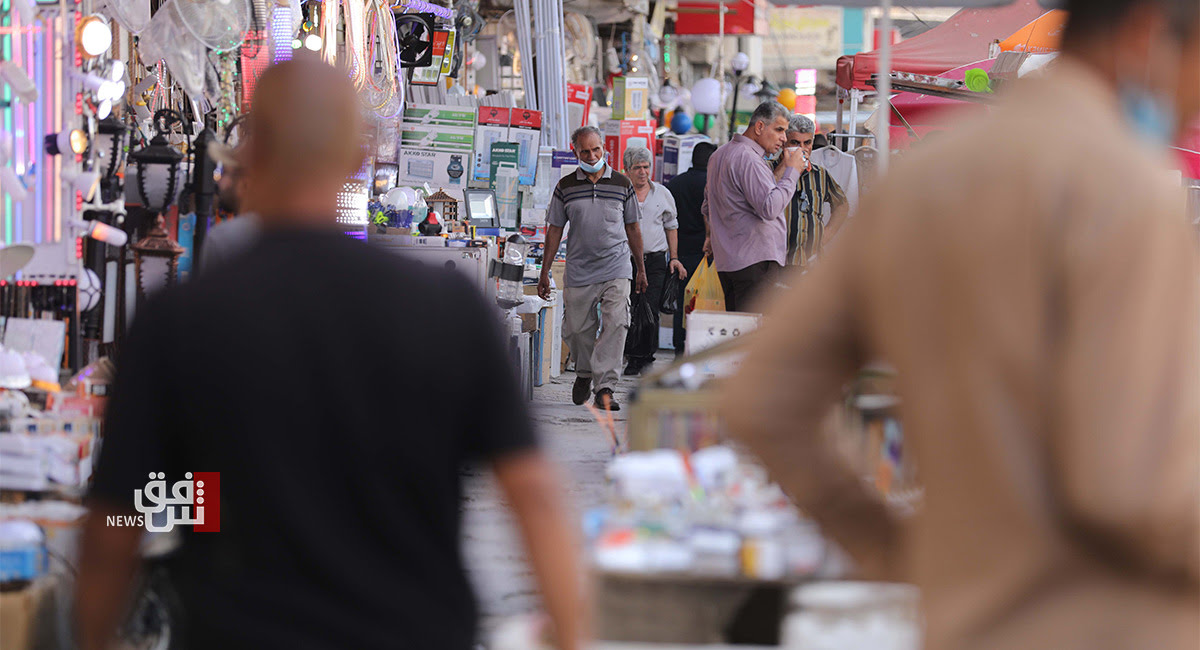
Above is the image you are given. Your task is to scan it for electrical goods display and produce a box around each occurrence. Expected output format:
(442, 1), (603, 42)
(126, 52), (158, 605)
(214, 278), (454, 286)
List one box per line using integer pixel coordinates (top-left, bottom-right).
(508, 108), (542, 185)
(602, 120), (657, 174)
(612, 76), (649, 121)
(398, 104), (476, 198)
(473, 107), (511, 181)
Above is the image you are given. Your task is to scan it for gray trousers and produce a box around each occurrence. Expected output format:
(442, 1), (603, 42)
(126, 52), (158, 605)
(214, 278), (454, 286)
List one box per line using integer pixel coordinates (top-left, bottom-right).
(563, 278), (631, 394)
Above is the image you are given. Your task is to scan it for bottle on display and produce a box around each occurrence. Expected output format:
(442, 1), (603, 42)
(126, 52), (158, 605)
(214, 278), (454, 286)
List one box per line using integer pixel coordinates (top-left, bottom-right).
(496, 233), (529, 309)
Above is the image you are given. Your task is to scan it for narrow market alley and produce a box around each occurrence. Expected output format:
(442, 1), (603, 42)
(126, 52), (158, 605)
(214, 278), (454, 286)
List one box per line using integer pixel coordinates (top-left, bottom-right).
(464, 367), (649, 637)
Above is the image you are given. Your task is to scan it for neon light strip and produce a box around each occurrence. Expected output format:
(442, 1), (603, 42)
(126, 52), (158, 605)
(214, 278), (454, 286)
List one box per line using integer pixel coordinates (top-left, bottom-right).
(35, 11), (45, 245)
(14, 9), (25, 244)
(272, 5), (294, 64)
(1, 0), (11, 243)
(26, 25), (35, 243)
(53, 15), (62, 242)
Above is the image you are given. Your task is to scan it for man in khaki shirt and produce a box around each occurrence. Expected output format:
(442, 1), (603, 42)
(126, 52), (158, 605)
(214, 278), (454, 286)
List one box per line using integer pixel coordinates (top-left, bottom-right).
(725, 1), (1200, 648)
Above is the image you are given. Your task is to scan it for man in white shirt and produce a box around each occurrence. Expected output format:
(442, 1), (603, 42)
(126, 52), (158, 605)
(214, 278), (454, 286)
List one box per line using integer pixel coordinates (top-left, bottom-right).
(622, 146), (687, 375)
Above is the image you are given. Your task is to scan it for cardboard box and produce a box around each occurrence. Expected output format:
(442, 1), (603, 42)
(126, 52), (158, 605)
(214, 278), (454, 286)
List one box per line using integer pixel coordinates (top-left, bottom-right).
(402, 103), (476, 128)
(653, 138), (665, 184)
(473, 107), (512, 182)
(552, 150), (580, 181)
(612, 76), (650, 120)
(509, 108), (543, 186)
(551, 294), (563, 377)
(0, 574), (61, 650)
(602, 120), (656, 173)
(567, 83), (593, 130)
(398, 124), (474, 197)
(662, 134), (713, 182)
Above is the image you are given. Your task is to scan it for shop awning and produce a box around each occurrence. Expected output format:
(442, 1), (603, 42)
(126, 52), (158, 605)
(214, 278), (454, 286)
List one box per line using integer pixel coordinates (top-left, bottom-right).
(884, 60), (996, 148)
(835, 0), (1045, 91)
(999, 10), (1067, 54)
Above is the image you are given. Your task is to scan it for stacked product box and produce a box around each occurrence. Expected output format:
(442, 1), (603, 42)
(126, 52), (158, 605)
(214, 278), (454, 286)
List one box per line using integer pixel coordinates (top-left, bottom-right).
(398, 104), (477, 198)
(662, 134), (713, 182)
(602, 120), (657, 173)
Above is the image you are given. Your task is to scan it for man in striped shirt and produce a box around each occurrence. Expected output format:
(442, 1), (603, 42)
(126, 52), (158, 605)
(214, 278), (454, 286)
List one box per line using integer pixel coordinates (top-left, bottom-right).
(780, 115), (848, 268)
(540, 126), (648, 411)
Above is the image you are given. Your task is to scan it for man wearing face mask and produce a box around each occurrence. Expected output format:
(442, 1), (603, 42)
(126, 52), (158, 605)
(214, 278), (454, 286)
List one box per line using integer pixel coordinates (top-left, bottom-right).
(725, 1), (1200, 649)
(702, 101), (806, 312)
(778, 115), (849, 268)
(540, 126), (647, 411)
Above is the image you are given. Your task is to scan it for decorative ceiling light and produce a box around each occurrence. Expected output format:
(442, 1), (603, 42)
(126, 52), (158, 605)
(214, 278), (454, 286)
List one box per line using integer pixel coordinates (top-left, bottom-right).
(127, 110), (185, 214)
(96, 118), (128, 180)
(76, 15), (113, 59)
(132, 215), (185, 300)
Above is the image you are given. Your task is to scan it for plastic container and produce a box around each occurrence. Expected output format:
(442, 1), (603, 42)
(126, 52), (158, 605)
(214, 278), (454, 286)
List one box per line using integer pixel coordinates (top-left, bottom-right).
(0, 519), (47, 584)
(782, 582), (921, 650)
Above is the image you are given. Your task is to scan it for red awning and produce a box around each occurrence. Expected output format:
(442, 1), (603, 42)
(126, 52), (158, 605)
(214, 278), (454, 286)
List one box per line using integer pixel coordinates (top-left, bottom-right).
(836, 0), (1044, 91)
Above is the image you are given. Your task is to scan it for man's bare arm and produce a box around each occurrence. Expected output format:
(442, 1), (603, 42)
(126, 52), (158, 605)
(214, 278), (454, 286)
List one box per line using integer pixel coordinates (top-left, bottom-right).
(494, 451), (588, 650)
(76, 505), (143, 650)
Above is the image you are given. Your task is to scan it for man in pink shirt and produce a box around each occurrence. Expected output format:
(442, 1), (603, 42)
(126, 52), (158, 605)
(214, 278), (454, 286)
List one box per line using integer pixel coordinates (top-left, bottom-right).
(701, 101), (807, 312)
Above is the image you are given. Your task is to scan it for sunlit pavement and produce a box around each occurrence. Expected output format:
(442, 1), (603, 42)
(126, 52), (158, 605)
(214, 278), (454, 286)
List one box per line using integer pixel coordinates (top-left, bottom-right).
(463, 359), (661, 640)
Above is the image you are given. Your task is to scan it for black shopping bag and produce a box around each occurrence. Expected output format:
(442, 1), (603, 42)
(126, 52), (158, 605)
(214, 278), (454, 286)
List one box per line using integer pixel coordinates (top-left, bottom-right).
(624, 292), (657, 358)
(660, 274), (683, 314)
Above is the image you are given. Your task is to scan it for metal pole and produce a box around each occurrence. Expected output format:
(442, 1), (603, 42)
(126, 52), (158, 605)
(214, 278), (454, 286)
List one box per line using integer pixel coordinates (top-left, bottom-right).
(877, 0), (892, 173)
(836, 88), (845, 150)
(728, 72), (741, 141)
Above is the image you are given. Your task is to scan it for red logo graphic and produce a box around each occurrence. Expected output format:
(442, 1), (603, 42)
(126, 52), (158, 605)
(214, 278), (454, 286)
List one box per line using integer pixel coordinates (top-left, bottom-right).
(130, 472), (221, 533)
(192, 472), (221, 533)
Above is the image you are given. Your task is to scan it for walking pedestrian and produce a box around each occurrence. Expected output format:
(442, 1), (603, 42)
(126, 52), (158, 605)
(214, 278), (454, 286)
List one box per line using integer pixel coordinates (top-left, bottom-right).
(702, 101), (806, 312)
(539, 126), (648, 411)
(621, 146), (687, 375)
(77, 58), (586, 650)
(666, 142), (717, 356)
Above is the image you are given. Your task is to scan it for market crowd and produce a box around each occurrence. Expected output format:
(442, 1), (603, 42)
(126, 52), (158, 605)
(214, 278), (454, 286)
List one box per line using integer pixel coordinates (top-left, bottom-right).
(75, 0), (1200, 648)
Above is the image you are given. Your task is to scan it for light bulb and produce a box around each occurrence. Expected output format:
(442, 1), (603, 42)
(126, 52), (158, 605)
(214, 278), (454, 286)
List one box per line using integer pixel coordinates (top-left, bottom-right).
(292, 38), (302, 49)
(78, 16), (113, 58)
(305, 34), (323, 51)
(109, 60), (126, 82)
(98, 80), (120, 102)
(97, 99), (112, 120)
(731, 52), (750, 74)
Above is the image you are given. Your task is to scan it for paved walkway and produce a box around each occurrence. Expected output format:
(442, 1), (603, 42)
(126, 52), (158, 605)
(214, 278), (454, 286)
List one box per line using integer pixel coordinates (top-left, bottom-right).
(462, 362), (658, 639)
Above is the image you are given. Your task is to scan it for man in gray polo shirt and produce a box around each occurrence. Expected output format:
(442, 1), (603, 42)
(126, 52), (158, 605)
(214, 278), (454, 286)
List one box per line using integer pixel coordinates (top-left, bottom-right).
(539, 126), (648, 411)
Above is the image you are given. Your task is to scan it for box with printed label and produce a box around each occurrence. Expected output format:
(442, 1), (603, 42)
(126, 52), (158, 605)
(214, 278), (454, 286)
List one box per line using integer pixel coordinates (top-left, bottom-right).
(509, 108), (543, 186)
(602, 120), (656, 173)
(398, 124), (475, 198)
(473, 106), (511, 181)
(612, 76), (650, 120)
(662, 134), (713, 182)
(654, 138), (665, 184)
(552, 150), (580, 181)
(402, 103), (477, 129)
(566, 83), (593, 130)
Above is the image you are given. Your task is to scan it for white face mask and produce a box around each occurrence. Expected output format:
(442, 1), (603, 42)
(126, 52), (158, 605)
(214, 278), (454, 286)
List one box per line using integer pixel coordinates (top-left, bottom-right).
(1119, 31), (1182, 145)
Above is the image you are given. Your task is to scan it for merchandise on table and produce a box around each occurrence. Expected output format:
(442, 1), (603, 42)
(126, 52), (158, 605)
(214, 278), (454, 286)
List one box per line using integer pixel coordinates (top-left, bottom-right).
(586, 446), (828, 580)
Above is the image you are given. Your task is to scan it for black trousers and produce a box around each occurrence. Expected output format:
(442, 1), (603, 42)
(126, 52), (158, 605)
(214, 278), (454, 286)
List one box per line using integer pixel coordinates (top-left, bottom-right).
(718, 260), (781, 313)
(629, 251), (668, 364)
(673, 252), (705, 353)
